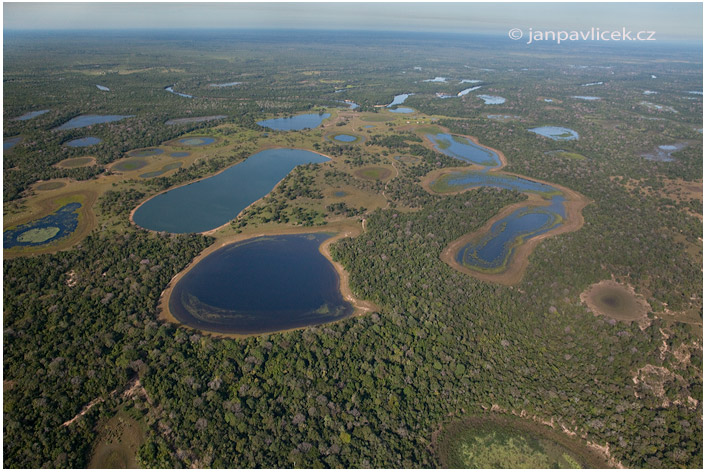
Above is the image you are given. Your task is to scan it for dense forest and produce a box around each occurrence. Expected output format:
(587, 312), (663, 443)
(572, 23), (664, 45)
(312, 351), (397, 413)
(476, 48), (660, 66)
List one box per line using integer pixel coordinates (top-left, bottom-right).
(3, 30), (702, 468)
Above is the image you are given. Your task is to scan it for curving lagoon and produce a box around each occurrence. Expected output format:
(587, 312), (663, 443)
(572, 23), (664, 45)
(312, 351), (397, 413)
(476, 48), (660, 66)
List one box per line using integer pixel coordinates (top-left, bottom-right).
(427, 132), (570, 274)
(168, 233), (353, 335)
(65, 137), (102, 147)
(133, 148), (330, 233)
(55, 114), (133, 130)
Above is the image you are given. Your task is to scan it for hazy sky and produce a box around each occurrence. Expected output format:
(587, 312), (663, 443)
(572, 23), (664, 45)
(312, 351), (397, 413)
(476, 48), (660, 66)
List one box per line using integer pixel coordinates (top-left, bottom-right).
(3, 2), (703, 40)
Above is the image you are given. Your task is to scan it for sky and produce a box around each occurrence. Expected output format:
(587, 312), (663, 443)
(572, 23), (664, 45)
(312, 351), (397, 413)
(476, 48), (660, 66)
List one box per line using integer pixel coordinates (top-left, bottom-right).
(2, 1), (703, 41)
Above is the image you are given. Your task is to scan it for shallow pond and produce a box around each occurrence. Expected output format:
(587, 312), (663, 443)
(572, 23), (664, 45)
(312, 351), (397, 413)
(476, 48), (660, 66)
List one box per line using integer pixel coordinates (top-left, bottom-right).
(528, 126), (579, 141)
(14, 109), (49, 121)
(477, 95), (506, 104)
(133, 148), (329, 233)
(572, 95), (601, 100)
(642, 142), (688, 162)
(389, 107), (415, 113)
(96, 85), (110, 91)
(257, 113), (331, 131)
(175, 137), (216, 146)
(170, 152), (190, 158)
(4, 202), (81, 249)
(139, 162), (183, 179)
(456, 196), (565, 272)
(55, 114), (133, 130)
(130, 148), (164, 157)
(426, 133), (502, 168)
(65, 137), (102, 147)
(435, 170), (558, 195)
(168, 233), (353, 334)
(333, 134), (357, 142)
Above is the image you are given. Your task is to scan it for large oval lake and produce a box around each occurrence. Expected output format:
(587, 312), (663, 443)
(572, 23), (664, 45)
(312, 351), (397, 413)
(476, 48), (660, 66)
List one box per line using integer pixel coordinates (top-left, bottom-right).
(133, 148), (329, 233)
(169, 233), (353, 334)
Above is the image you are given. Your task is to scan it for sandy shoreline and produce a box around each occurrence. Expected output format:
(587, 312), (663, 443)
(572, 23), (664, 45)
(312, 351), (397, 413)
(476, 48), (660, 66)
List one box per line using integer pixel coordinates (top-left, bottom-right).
(157, 220), (377, 339)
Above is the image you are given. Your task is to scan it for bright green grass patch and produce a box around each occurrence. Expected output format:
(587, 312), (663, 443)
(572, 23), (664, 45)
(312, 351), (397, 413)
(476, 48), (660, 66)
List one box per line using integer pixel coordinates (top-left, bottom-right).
(16, 226), (60, 243)
(546, 150), (586, 160)
(437, 416), (607, 469)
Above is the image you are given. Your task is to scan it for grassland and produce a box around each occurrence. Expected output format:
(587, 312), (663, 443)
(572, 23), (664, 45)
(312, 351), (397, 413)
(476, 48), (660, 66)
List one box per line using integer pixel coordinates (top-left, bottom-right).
(88, 411), (145, 469)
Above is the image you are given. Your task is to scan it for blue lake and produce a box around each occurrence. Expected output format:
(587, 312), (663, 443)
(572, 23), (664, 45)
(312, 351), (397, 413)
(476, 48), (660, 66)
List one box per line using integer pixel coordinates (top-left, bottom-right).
(14, 109), (49, 121)
(456, 196), (565, 271)
(176, 137), (216, 146)
(4, 136), (22, 151)
(65, 137), (102, 147)
(4, 203), (81, 249)
(528, 126), (579, 141)
(477, 95), (506, 104)
(55, 114), (133, 130)
(169, 233), (353, 335)
(257, 113), (331, 131)
(133, 148), (330, 233)
(387, 94), (411, 107)
(439, 171), (558, 195)
(426, 133), (502, 168)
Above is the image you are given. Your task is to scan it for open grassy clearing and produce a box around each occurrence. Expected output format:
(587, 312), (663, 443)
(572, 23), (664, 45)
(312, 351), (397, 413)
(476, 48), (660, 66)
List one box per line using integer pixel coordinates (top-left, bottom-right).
(88, 411), (145, 469)
(54, 156), (97, 168)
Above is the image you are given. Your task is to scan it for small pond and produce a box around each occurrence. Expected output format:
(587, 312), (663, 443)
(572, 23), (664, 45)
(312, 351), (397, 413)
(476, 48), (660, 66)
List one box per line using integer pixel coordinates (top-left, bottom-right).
(572, 96), (601, 101)
(477, 95), (506, 105)
(333, 134), (357, 143)
(528, 126), (579, 141)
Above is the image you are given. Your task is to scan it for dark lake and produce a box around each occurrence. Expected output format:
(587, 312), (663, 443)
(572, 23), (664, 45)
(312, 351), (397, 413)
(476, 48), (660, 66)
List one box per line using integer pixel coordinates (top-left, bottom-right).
(257, 113), (331, 131)
(132, 148), (329, 233)
(169, 233), (353, 334)
(55, 114), (133, 130)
